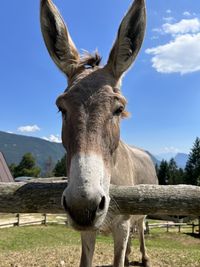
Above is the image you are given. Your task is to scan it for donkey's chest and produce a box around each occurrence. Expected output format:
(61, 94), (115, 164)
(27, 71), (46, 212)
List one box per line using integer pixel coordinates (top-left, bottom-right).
(99, 213), (145, 235)
(99, 213), (125, 234)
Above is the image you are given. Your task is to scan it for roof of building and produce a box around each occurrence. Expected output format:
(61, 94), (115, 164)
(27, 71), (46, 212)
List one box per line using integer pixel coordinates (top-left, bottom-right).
(0, 152), (14, 182)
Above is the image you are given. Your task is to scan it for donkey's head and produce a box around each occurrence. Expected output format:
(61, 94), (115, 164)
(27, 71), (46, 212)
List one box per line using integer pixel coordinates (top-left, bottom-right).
(40, 0), (146, 230)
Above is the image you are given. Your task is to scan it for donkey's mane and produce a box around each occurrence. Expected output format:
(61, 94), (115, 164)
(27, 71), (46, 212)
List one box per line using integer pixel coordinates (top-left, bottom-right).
(79, 51), (102, 69)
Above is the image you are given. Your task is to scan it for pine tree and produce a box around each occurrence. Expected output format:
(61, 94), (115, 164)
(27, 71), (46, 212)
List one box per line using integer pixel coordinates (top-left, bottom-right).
(176, 168), (185, 184)
(54, 154), (67, 177)
(13, 153), (41, 178)
(157, 160), (169, 185)
(168, 158), (178, 185)
(197, 176), (200, 186)
(185, 137), (200, 185)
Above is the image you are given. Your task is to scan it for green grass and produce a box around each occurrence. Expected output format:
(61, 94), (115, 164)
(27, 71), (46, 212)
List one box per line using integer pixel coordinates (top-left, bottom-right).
(146, 231), (200, 250)
(0, 224), (199, 251)
(0, 224), (199, 267)
(0, 225), (80, 251)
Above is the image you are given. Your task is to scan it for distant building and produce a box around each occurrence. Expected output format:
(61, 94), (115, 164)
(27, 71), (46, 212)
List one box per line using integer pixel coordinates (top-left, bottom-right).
(0, 152), (14, 182)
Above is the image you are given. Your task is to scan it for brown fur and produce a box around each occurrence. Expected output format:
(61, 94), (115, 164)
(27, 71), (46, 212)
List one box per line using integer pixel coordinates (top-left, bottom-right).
(41, 0), (157, 266)
(56, 67), (126, 174)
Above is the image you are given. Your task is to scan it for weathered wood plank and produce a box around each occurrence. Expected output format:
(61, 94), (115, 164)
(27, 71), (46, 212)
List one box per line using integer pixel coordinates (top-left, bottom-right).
(0, 180), (67, 214)
(0, 181), (200, 215)
(110, 184), (200, 216)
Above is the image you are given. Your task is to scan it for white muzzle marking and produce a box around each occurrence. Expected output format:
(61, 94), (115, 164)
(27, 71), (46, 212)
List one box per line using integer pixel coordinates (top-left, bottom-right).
(69, 153), (108, 192)
(62, 153), (110, 229)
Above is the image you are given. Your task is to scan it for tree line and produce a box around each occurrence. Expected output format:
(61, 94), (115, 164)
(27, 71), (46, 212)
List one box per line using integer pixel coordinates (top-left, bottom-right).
(54, 136), (200, 185)
(156, 137), (200, 186)
(10, 153), (41, 178)
(9, 153), (66, 178)
(9, 137), (200, 186)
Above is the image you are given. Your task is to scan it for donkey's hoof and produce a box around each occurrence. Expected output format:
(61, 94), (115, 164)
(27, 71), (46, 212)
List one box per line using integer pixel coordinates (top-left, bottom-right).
(142, 257), (151, 267)
(124, 257), (129, 266)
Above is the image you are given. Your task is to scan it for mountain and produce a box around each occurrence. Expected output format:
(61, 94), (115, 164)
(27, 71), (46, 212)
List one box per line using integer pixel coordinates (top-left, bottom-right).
(130, 145), (160, 166)
(154, 152), (189, 169)
(146, 151), (160, 166)
(0, 131), (167, 175)
(174, 153), (188, 169)
(156, 152), (177, 161)
(0, 131), (65, 174)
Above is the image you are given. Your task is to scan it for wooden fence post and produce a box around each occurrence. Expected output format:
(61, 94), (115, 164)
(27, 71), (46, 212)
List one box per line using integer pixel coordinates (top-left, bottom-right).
(43, 214), (47, 225)
(16, 214), (20, 227)
(192, 223), (195, 234)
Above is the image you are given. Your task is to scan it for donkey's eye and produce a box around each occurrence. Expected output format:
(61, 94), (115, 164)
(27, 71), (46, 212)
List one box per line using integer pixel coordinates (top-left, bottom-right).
(113, 105), (124, 116)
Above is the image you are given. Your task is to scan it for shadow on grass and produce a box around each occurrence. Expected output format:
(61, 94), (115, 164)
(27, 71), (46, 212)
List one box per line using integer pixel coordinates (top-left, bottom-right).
(185, 233), (200, 239)
(129, 262), (143, 266)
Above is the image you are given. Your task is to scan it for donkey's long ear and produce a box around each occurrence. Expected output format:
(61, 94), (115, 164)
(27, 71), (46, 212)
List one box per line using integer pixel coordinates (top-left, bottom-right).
(40, 0), (80, 79)
(106, 0), (146, 80)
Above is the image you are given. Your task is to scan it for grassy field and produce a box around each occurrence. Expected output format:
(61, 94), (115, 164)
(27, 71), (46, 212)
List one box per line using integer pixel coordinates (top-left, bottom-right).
(0, 224), (199, 267)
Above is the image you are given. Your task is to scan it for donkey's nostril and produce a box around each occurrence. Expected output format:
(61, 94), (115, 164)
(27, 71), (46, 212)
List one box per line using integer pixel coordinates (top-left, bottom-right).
(98, 196), (106, 211)
(62, 196), (68, 212)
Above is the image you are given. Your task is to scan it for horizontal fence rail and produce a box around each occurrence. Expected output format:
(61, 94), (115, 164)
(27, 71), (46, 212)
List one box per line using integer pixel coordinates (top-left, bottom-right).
(0, 213), (67, 228)
(0, 180), (200, 216)
(146, 222), (200, 234)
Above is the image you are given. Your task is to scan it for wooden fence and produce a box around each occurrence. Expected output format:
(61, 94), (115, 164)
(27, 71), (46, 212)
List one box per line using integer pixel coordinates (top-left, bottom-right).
(0, 214), (199, 236)
(0, 180), (200, 216)
(0, 213), (67, 228)
(145, 221), (200, 235)
(0, 214), (47, 228)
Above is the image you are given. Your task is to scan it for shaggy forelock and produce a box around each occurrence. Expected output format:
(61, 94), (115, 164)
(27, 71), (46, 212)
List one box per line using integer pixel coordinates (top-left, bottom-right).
(79, 51), (102, 69)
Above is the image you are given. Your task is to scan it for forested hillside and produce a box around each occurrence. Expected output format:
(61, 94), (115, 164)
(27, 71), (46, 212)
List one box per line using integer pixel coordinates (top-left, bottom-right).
(0, 131), (65, 174)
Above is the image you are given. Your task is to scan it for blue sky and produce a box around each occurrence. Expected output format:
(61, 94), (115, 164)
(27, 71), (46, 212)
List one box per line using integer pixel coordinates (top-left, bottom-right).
(0, 0), (200, 159)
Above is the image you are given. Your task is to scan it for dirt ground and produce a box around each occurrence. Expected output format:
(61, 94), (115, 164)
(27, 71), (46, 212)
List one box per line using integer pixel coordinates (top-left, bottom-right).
(0, 243), (199, 267)
(0, 221), (199, 267)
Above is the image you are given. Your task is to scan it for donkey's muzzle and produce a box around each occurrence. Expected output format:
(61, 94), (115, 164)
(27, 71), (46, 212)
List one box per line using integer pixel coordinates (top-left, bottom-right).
(62, 194), (107, 229)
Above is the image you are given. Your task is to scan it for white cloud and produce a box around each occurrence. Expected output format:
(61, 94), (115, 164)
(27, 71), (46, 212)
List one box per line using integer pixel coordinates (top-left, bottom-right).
(163, 17), (175, 23)
(146, 33), (200, 74)
(151, 36), (159, 40)
(146, 17), (200, 74)
(163, 18), (200, 35)
(183, 11), (191, 17)
(152, 27), (163, 34)
(43, 134), (61, 143)
(164, 146), (180, 153)
(166, 9), (172, 14)
(157, 146), (181, 161)
(17, 125), (40, 133)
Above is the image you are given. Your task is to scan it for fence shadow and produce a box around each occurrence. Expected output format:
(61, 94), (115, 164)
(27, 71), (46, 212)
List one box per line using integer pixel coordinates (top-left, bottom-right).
(185, 233), (200, 239)
(129, 262), (143, 266)
(96, 262), (143, 267)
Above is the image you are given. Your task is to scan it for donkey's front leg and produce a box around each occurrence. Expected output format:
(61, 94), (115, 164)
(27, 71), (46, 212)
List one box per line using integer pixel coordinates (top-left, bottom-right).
(112, 216), (130, 267)
(80, 231), (96, 267)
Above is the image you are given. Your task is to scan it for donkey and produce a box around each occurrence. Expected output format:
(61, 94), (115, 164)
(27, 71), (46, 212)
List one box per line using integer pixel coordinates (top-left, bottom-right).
(40, 0), (158, 266)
